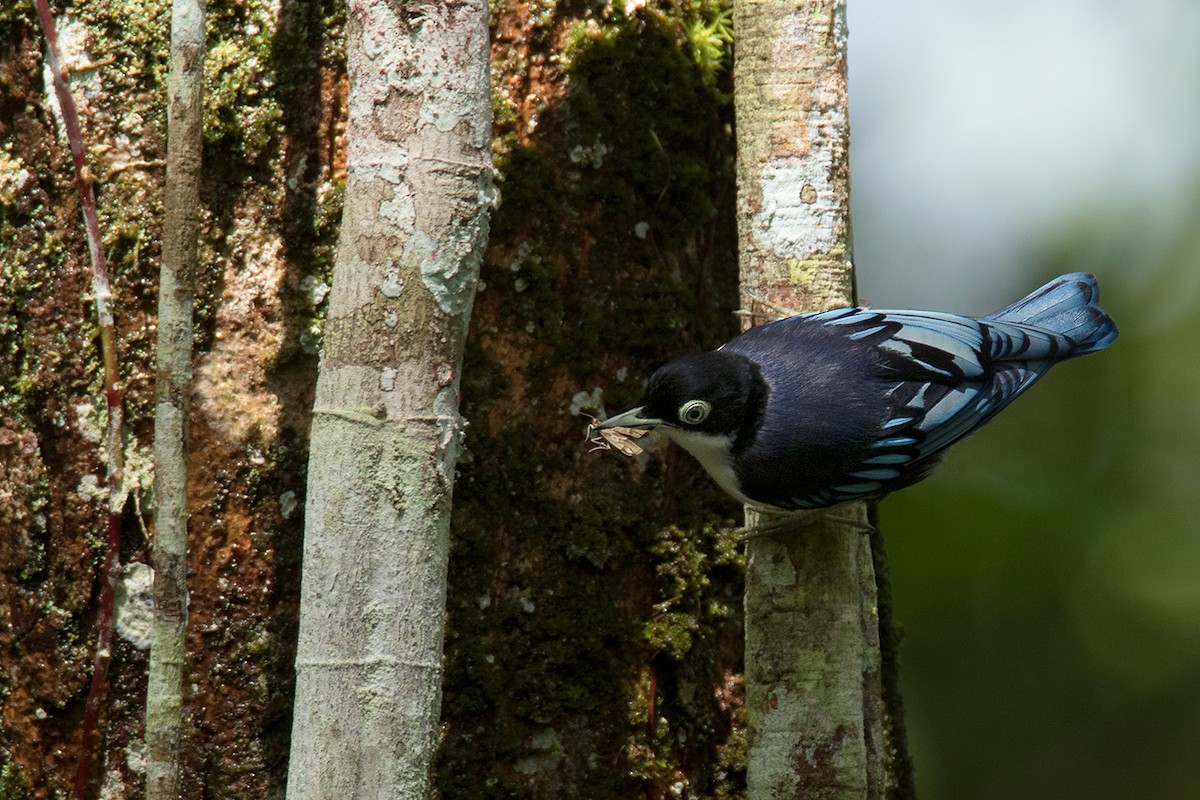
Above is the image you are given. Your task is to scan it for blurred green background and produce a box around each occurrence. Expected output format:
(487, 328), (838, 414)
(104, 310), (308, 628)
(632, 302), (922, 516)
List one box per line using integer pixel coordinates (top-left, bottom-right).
(847, 2), (1200, 797)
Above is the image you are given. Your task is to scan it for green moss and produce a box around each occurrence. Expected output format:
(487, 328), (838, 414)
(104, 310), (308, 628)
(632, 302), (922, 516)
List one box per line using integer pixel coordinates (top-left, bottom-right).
(483, 9), (739, 392)
(0, 758), (27, 800)
(0, 1), (342, 791)
(16, 472), (51, 583)
(714, 718), (748, 799)
(0, 210), (60, 421)
(445, 0), (744, 790)
(644, 524), (742, 658)
(0, 2), (31, 30)
(79, 0), (172, 97)
(787, 242), (848, 288)
(683, 0), (733, 86)
(205, 37), (281, 161)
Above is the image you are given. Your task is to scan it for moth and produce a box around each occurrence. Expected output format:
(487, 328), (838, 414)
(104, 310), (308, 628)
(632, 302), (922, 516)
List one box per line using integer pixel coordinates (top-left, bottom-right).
(584, 414), (650, 457)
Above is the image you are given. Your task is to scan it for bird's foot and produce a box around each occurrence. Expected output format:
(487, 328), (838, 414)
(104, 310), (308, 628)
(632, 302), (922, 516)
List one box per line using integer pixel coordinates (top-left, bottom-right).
(735, 510), (821, 538)
(735, 505), (874, 539)
(734, 289), (803, 322)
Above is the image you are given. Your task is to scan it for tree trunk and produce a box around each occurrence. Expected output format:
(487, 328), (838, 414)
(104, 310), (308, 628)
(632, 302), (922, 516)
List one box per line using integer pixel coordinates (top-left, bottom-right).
(732, 1), (887, 797)
(0, 1), (746, 796)
(285, 0), (492, 795)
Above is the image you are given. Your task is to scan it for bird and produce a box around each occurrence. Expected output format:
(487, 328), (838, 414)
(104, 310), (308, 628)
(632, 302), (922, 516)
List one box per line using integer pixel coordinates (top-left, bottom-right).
(594, 272), (1117, 512)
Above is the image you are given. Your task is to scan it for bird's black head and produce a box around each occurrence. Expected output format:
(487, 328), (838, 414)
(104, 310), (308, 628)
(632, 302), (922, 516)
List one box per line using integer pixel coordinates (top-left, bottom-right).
(600, 350), (764, 437)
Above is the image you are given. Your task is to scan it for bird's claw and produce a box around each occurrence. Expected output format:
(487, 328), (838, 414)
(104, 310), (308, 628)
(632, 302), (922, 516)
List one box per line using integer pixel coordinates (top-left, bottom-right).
(734, 288), (804, 322)
(735, 506), (873, 539)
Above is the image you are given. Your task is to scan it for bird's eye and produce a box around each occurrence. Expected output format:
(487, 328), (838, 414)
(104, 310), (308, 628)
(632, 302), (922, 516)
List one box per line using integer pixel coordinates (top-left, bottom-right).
(678, 399), (712, 425)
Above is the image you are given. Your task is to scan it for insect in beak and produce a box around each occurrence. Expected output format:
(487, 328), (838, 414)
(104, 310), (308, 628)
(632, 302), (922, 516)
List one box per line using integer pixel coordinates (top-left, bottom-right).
(584, 414), (652, 457)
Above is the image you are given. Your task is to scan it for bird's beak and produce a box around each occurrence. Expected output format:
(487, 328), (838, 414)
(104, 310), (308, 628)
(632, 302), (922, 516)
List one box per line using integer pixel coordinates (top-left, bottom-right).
(595, 406), (663, 430)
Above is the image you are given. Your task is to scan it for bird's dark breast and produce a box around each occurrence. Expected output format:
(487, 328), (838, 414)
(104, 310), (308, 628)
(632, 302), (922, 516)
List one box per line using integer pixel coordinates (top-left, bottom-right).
(724, 319), (897, 509)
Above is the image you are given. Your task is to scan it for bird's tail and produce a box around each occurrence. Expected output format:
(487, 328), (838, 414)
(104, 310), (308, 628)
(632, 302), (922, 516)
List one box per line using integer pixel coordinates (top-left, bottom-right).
(986, 272), (1118, 358)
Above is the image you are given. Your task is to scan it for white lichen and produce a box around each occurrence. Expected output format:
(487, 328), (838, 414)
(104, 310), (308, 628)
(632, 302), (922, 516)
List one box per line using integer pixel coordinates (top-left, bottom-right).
(43, 16), (104, 135)
(569, 387), (605, 417)
(380, 366), (397, 391)
(513, 728), (563, 774)
(114, 562), (154, 650)
(417, 222), (484, 316)
(433, 386), (466, 485)
(0, 149), (31, 205)
(75, 399), (104, 444)
(77, 473), (106, 503)
(380, 261), (404, 298)
(279, 490), (298, 520)
(379, 182), (417, 232)
(299, 274), (330, 306)
(754, 140), (843, 259)
(568, 140), (609, 169)
(125, 739), (147, 774)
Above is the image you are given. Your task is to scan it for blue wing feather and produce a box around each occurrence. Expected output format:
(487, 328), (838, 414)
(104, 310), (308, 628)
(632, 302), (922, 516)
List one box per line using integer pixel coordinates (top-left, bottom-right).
(726, 273), (1117, 509)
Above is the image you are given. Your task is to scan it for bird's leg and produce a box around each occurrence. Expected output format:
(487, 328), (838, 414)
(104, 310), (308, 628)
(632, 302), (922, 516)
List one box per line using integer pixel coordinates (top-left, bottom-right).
(735, 509), (822, 538)
(736, 504), (873, 539)
(733, 289), (803, 323)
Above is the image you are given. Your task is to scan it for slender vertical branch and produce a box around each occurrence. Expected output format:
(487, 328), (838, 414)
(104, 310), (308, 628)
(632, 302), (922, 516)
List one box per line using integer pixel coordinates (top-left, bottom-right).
(733, 0), (890, 797)
(147, 0), (205, 796)
(34, 2), (126, 797)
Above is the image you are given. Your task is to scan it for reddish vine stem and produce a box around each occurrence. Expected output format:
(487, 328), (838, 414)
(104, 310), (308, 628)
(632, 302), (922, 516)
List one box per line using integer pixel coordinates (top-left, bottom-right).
(33, 2), (126, 797)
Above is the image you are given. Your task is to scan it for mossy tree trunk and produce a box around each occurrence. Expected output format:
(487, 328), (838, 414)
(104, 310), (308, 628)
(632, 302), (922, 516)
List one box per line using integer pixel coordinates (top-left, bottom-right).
(0, 1), (343, 796)
(732, 0), (888, 797)
(0, 0), (750, 797)
(285, 0), (493, 795)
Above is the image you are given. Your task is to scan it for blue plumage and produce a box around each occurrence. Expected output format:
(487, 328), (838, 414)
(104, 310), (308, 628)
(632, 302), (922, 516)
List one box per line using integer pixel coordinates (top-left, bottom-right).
(597, 273), (1117, 511)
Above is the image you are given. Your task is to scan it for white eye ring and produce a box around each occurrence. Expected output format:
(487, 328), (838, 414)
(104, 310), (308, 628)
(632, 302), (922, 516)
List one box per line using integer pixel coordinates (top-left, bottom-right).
(678, 399), (712, 425)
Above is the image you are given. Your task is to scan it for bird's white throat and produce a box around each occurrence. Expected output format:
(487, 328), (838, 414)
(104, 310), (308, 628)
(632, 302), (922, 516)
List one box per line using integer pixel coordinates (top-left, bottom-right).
(662, 428), (751, 505)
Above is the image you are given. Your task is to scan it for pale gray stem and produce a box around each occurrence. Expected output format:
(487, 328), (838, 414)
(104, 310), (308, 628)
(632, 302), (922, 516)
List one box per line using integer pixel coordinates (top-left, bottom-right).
(147, 0), (205, 796)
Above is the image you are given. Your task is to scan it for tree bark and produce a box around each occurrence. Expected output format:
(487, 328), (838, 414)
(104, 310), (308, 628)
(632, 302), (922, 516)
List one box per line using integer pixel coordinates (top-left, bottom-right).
(285, 0), (492, 795)
(733, 1), (886, 797)
(33, 3), (130, 795)
(147, 0), (204, 796)
(1, 1), (746, 795)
